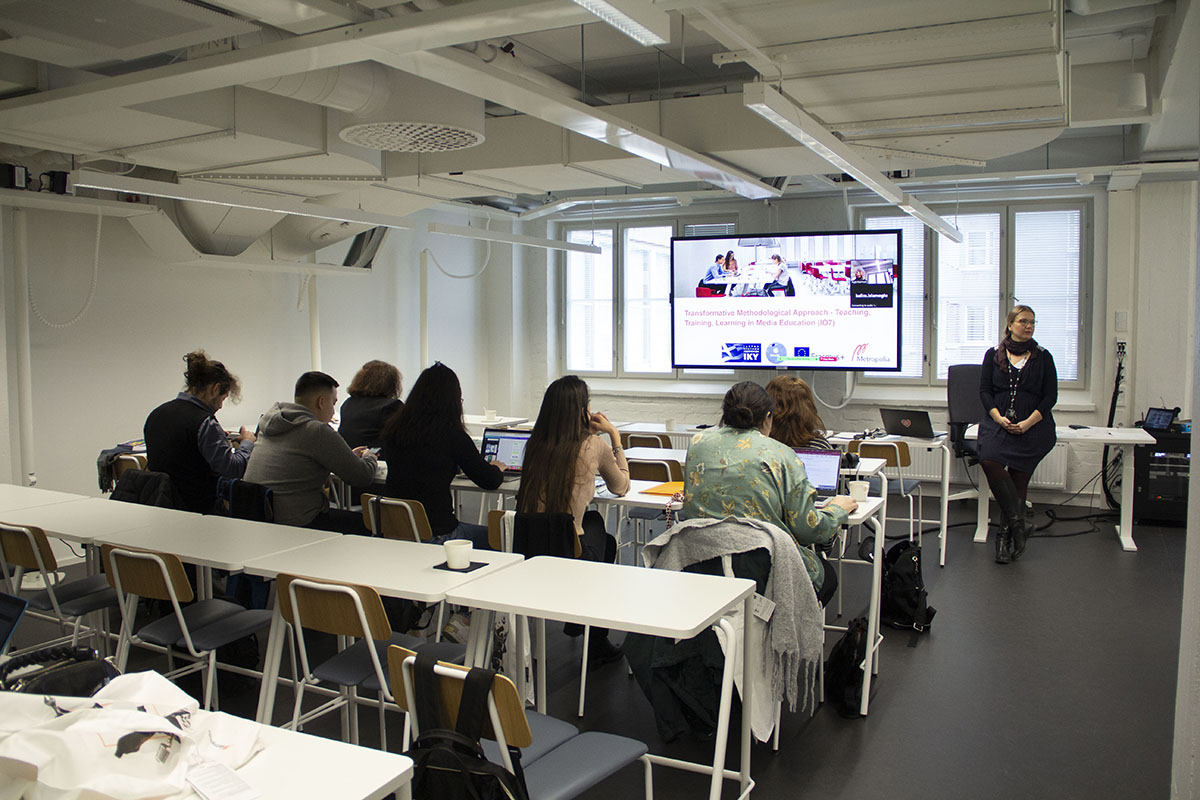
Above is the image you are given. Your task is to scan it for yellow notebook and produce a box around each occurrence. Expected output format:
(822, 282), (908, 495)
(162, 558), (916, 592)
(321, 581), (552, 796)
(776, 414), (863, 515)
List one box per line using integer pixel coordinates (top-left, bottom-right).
(642, 481), (684, 496)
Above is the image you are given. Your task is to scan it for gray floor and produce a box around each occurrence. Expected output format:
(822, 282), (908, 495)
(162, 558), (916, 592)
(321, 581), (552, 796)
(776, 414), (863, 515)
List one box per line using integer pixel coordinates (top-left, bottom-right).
(11, 498), (1185, 799)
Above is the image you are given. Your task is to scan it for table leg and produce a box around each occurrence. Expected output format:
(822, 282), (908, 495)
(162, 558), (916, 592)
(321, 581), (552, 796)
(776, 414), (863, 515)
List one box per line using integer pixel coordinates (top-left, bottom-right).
(938, 443), (950, 567)
(513, 613), (527, 708)
(536, 619), (547, 715)
(709, 617), (738, 800)
(974, 488), (990, 543)
(739, 596), (754, 798)
(1116, 443), (1138, 551)
(861, 516), (884, 716)
(255, 589), (284, 725)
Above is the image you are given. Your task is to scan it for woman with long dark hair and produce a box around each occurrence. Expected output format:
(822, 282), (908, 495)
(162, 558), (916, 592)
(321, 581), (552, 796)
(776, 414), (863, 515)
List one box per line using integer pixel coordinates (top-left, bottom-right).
(381, 363), (503, 546)
(978, 305), (1058, 563)
(765, 376), (831, 449)
(517, 375), (629, 663)
(684, 381), (855, 604)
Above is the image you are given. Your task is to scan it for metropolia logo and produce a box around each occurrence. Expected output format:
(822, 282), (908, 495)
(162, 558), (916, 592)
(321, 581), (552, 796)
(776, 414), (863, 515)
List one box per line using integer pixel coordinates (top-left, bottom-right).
(721, 343), (762, 363)
(852, 343), (869, 360)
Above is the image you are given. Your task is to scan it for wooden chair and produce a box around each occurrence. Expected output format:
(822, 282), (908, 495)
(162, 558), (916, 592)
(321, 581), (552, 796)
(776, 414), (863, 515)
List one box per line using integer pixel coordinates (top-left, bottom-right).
(111, 453), (147, 484)
(388, 646), (652, 800)
(361, 495), (434, 542)
(276, 573), (463, 750)
(620, 432), (671, 449)
(0, 522), (119, 656)
(849, 440), (924, 542)
(623, 460), (681, 556)
(102, 544), (273, 710)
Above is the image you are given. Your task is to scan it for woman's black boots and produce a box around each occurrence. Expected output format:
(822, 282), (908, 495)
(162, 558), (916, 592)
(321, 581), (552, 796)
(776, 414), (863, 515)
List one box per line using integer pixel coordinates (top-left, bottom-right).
(994, 522), (1013, 564)
(991, 477), (1030, 562)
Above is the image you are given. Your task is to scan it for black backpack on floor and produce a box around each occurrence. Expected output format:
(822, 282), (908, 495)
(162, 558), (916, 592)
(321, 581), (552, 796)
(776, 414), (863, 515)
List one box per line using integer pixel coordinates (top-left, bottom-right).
(879, 540), (936, 633)
(824, 617), (868, 719)
(405, 652), (529, 800)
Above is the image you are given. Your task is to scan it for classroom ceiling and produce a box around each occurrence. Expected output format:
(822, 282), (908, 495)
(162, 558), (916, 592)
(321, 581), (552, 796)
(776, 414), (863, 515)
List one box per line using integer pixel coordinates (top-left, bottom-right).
(0, 0), (1194, 253)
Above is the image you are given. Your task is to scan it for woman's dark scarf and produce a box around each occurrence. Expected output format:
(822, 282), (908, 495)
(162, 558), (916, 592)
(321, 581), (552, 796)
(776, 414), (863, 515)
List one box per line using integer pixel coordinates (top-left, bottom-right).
(994, 332), (1040, 365)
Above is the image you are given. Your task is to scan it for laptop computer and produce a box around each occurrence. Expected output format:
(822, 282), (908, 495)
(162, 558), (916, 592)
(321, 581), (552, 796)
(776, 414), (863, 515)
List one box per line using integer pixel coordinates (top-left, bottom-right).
(879, 408), (947, 439)
(794, 448), (843, 501)
(480, 427), (532, 479)
(0, 591), (29, 655)
(1142, 407), (1177, 432)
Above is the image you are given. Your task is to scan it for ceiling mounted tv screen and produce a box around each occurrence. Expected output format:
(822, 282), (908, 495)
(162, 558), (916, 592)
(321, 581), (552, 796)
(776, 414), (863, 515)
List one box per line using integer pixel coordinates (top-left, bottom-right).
(671, 229), (902, 371)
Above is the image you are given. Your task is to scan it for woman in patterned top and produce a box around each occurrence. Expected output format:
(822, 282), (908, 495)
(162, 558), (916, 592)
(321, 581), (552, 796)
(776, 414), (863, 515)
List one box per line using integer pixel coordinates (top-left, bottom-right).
(683, 381), (856, 603)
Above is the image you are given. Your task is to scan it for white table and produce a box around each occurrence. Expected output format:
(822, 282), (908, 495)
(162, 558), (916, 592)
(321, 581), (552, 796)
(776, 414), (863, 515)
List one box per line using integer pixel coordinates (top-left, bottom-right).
(1, 497), (189, 544)
(966, 424), (1155, 551)
(242, 536), (524, 724)
(624, 447), (889, 482)
(0, 484), (90, 513)
(615, 421), (708, 449)
(0, 691), (414, 800)
(445, 557), (756, 800)
(464, 414), (529, 428)
(830, 433), (954, 566)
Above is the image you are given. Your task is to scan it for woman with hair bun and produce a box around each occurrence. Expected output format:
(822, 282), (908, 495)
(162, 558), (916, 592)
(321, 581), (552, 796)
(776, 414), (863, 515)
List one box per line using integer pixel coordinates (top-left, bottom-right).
(144, 350), (256, 513)
(683, 381), (856, 603)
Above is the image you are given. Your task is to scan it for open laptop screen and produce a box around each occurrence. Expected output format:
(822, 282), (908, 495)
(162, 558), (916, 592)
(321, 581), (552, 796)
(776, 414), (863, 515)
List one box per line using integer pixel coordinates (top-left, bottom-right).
(793, 449), (842, 493)
(1143, 407), (1176, 432)
(480, 428), (532, 473)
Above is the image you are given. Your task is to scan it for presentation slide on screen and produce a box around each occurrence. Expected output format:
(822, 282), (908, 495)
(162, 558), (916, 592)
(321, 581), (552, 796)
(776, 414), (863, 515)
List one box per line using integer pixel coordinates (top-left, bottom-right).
(671, 231), (901, 370)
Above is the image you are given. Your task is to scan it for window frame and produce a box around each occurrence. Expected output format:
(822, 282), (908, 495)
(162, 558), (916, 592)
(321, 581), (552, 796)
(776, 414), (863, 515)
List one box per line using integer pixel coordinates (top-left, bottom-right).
(857, 198), (1092, 390)
(558, 214), (738, 379)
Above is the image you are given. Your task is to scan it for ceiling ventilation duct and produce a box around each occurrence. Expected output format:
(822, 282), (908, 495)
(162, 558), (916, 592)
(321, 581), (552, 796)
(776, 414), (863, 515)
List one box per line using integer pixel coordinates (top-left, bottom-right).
(243, 58), (485, 153)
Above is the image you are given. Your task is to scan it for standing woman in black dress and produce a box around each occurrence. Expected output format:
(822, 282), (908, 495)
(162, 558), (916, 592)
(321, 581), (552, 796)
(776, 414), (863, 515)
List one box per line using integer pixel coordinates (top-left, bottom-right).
(978, 305), (1058, 563)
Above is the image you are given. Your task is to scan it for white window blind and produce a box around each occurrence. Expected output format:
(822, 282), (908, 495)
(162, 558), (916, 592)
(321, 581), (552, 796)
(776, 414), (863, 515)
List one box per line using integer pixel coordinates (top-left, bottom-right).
(865, 215), (926, 379)
(937, 213), (1001, 379)
(1013, 209), (1081, 381)
(564, 229), (613, 372)
(622, 226), (673, 373)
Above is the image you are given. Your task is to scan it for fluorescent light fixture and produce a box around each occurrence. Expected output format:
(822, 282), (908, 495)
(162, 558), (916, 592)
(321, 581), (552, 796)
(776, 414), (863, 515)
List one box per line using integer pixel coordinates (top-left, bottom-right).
(743, 82), (963, 243)
(70, 170), (412, 230)
(427, 222), (602, 254)
(571, 0), (669, 46)
(1117, 72), (1147, 111)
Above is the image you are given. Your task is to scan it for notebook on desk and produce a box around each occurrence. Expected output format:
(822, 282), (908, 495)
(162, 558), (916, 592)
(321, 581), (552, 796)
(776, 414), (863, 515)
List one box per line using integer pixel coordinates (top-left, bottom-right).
(879, 408), (946, 439)
(793, 448), (843, 501)
(480, 427), (532, 478)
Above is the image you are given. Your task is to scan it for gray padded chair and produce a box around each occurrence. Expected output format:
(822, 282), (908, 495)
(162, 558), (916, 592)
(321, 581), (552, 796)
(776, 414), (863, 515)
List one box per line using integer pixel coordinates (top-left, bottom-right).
(389, 646), (652, 800)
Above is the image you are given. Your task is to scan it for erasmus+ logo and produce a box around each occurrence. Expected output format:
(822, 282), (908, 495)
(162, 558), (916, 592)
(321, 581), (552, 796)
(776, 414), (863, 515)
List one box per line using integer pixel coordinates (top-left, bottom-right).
(721, 343), (761, 363)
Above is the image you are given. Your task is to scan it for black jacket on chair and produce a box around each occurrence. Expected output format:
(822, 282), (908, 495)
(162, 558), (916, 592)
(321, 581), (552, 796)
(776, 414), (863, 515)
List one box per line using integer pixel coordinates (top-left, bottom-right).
(109, 469), (180, 509)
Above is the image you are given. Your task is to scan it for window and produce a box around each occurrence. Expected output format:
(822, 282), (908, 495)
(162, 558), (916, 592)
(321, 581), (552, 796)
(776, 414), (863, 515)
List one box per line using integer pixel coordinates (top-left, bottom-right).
(562, 218), (735, 376)
(862, 201), (1088, 386)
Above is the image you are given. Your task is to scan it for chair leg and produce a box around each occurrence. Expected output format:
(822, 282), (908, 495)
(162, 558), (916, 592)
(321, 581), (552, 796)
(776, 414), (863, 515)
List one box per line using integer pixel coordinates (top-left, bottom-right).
(434, 602), (446, 643)
(348, 686), (360, 746)
(202, 650), (217, 711)
(378, 690), (387, 751)
(578, 625), (590, 717)
(291, 678), (309, 732)
(401, 710), (412, 750)
(772, 701), (781, 751)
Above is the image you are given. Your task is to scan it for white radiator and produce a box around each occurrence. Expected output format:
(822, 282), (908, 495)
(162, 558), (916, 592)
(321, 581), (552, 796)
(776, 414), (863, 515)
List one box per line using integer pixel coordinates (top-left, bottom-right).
(889, 442), (1068, 490)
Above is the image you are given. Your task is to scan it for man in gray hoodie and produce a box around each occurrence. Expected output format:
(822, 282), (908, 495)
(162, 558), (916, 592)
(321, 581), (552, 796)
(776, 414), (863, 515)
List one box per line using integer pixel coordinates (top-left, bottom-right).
(245, 371), (378, 533)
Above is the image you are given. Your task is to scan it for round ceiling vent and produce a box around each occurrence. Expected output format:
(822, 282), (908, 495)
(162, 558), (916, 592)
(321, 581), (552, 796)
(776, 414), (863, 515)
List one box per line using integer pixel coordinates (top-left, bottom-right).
(339, 121), (485, 153)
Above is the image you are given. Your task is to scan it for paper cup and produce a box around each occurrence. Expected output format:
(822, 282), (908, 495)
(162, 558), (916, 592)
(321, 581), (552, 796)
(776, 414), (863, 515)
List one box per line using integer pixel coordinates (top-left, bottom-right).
(849, 480), (870, 502)
(484, 409), (498, 421)
(665, 418), (677, 431)
(444, 539), (473, 570)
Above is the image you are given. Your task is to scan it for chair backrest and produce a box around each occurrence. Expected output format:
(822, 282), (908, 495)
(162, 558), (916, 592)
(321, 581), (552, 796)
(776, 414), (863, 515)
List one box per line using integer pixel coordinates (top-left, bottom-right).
(112, 453), (148, 483)
(219, 479), (274, 522)
(101, 544), (194, 604)
(0, 522), (57, 573)
(850, 440), (911, 468)
(362, 495), (433, 542)
(387, 645), (532, 747)
(947, 363), (986, 444)
(487, 509), (580, 558)
(622, 432), (670, 448)
(109, 468), (179, 508)
(276, 573), (391, 641)
(628, 459), (681, 482)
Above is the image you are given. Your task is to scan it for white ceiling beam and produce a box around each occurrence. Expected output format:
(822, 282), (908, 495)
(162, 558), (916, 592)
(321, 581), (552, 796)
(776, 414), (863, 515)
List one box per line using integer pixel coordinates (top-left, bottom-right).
(368, 46), (780, 199)
(688, 6), (780, 78)
(70, 170), (414, 229)
(743, 82), (963, 242)
(427, 222), (603, 253)
(0, 0), (593, 129)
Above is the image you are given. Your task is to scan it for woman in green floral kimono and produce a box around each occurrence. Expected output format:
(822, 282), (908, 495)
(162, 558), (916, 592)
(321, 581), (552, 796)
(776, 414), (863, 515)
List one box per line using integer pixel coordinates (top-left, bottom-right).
(683, 381), (857, 603)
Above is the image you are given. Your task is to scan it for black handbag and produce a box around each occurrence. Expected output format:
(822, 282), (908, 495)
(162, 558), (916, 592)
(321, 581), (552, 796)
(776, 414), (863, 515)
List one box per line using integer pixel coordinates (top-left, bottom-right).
(0, 645), (121, 696)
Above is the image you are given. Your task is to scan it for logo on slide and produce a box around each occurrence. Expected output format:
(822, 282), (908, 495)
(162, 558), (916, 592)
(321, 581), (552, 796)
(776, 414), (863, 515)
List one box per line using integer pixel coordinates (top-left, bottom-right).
(721, 343), (761, 363)
(766, 342), (789, 364)
(852, 343), (869, 360)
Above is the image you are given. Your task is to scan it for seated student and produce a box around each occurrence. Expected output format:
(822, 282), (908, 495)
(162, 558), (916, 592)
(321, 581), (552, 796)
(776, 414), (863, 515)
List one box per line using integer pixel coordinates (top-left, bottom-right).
(699, 253), (729, 295)
(381, 363), (504, 547)
(245, 371), (377, 533)
(763, 254), (796, 296)
(765, 375), (832, 449)
(338, 360), (404, 449)
(683, 381), (856, 605)
(144, 350), (256, 513)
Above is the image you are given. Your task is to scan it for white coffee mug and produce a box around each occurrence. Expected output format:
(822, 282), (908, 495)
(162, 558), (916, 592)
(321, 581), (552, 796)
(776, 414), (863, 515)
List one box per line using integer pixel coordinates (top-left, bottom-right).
(444, 539), (473, 570)
(483, 409), (498, 421)
(848, 480), (870, 502)
(665, 418), (677, 431)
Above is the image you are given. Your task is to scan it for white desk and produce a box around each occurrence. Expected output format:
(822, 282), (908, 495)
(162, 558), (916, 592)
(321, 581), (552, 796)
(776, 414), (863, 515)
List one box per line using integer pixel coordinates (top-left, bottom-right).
(242, 536), (524, 724)
(0, 484), (90, 513)
(0, 497), (190, 544)
(616, 421), (708, 449)
(966, 424), (1155, 551)
(0, 691), (414, 800)
(445, 557), (756, 800)
(624, 447), (889, 482)
(464, 414), (529, 428)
